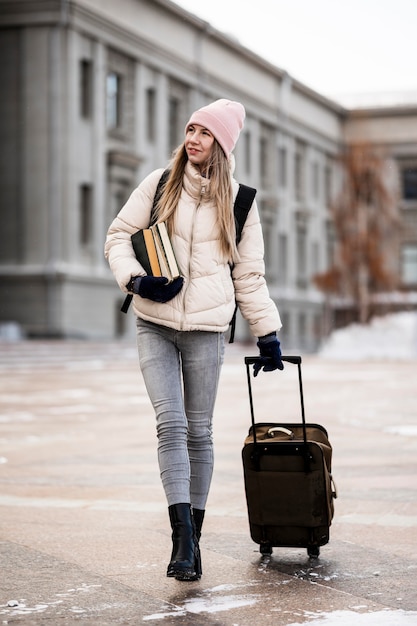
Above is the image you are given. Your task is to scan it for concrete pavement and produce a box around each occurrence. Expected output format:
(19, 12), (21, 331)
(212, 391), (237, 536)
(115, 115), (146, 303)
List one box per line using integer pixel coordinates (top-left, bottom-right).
(0, 340), (416, 625)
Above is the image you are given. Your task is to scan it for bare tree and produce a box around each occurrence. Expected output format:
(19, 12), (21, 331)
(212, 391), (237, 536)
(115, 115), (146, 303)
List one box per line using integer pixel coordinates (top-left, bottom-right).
(314, 143), (401, 324)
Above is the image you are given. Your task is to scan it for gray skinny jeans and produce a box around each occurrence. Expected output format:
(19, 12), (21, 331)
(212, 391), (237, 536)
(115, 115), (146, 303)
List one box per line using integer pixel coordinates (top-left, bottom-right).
(136, 318), (225, 509)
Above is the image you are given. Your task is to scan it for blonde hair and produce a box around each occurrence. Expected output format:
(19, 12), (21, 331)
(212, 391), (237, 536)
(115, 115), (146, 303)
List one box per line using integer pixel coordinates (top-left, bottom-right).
(155, 141), (239, 262)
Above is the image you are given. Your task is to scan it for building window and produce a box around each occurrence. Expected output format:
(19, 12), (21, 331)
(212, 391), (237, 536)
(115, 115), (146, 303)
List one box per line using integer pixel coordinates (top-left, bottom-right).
(294, 147), (304, 201)
(79, 184), (92, 245)
(146, 88), (156, 142)
(325, 219), (335, 268)
(106, 72), (121, 129)
(296, 225), (307, 288)
(278, 233), (287, 285)
(279, 146), (287, 188)
(244, 132), (251, 175)
(313, 312), (322, 342)
(311, 241), (319, 275)
(312, 161), (319, 199)
(402, 167), (417, 200)
(80, 59), (93, 118)
(324, 164), (332, 205)
(401, 244), (417, 284)
(298, 311), (307, 341)
(168, 96), (180, 152)
(260, 137), (268, 186)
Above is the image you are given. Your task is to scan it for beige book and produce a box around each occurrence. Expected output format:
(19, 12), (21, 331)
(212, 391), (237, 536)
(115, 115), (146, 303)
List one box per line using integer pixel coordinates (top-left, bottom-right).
(150, 222), (181, 281)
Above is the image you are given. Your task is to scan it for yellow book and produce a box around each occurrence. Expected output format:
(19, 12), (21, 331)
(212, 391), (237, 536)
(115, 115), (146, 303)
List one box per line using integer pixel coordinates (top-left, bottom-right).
(143, 229), (162, 276)
(151, 230), (170, 279)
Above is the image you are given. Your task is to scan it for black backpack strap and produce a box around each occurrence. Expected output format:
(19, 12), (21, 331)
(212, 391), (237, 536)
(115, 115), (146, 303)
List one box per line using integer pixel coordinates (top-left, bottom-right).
(234, 184), (257, 244)
(121, 169), (170, 314)
(120, 293), (133, 314)
(150, 168), (170, 225)
(229, 184), (257, 343)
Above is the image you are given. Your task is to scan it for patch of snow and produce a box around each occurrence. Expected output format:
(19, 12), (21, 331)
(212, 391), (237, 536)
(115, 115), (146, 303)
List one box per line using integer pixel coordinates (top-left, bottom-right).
(318, 312), (417, 360)
(384, 425), (417, 437)
(143, 594), (259, 620)
(286, 609), (417, 625)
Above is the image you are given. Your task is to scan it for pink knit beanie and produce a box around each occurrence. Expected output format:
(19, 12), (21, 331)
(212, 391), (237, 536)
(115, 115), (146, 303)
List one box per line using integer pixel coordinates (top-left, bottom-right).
(185, 99), (245, 157)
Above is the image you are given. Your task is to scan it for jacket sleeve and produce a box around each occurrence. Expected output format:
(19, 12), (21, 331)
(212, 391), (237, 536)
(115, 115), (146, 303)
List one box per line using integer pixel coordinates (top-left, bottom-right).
(232, 199), (282, 337)
(104, 168), (165, 292)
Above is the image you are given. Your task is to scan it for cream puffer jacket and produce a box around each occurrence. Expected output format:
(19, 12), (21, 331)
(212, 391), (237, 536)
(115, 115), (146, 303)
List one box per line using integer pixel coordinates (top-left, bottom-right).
(104, 161), (281, 337)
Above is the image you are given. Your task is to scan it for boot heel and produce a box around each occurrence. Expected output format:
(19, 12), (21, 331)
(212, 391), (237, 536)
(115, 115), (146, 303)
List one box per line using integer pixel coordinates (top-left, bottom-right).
(194, 544), (202, 580)
(192, 508), (205, 578)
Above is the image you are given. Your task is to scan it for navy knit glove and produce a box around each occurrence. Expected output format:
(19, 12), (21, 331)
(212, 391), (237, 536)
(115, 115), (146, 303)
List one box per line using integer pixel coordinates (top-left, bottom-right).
(130, 276), (183, 303)
(253, 332), (284, 377)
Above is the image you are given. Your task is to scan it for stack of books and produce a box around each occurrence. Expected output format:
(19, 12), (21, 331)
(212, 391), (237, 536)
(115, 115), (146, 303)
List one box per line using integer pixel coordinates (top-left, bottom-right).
(131, 222), (181, 281)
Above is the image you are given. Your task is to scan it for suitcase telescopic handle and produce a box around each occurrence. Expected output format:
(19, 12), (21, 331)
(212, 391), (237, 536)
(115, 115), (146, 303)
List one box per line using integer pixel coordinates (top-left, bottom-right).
(244, 355), (308, 450)
(244, 355), (301, 366)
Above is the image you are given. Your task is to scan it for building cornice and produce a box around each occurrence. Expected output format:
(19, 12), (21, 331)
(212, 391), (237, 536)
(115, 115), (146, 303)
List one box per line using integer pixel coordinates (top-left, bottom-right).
(348, 104), (417, 119)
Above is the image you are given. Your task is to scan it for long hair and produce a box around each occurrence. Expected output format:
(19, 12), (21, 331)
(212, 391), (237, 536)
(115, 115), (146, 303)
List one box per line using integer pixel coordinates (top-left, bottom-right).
(155, 140), (239, 262)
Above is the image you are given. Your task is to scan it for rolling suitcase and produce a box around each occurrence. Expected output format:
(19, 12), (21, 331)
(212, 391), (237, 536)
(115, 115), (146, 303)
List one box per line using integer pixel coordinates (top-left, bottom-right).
(242, 355), (337, 558)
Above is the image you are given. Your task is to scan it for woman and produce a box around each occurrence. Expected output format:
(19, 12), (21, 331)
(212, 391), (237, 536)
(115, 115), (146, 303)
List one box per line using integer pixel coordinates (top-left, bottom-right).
(105, 99), (283, 581)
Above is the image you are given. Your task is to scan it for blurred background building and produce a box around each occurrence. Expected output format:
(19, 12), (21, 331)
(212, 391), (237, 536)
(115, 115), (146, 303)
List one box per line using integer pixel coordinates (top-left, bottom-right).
(1, 0), (417, 349)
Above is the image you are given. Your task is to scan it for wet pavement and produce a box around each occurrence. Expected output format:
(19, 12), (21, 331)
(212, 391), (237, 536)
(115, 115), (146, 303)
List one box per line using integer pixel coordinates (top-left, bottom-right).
(0, 340), (416, 625)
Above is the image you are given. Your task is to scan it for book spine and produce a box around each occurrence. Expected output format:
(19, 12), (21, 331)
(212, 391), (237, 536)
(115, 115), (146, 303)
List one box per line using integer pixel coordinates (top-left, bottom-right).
(143, 229), (162, 276)
(131, 230), (152, 276)
(151, 227), (171, 280)
(155, 222), (180, 278)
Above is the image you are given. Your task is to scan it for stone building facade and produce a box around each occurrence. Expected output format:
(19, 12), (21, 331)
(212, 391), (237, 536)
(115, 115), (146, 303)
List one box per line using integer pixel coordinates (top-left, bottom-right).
(1, 0), (416, 348)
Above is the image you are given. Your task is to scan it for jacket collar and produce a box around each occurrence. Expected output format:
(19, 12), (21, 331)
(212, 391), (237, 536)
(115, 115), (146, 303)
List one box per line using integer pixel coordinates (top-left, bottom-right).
(183, 161), (210, 199)
(183, 155), (236, 198)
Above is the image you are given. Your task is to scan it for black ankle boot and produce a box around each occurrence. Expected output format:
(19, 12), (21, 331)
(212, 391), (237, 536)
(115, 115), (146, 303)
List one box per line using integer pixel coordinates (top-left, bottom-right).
(166, 503), (199, 581)
(192, 508), (205, 578)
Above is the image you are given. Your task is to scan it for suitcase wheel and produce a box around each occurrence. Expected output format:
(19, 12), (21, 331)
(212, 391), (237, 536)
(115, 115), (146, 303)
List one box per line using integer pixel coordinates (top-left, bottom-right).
(259, 542), (272, 555)
(307, 545), (320, 559)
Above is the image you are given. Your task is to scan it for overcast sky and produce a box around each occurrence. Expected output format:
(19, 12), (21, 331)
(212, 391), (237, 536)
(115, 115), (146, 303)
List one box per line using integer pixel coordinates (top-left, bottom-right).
(174, 0), (417, 106)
